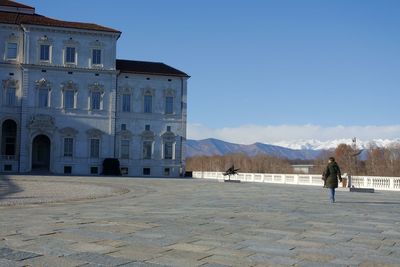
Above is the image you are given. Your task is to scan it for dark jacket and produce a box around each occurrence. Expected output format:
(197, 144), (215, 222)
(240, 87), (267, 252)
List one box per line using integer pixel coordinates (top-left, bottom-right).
(323, 161), (342, 188)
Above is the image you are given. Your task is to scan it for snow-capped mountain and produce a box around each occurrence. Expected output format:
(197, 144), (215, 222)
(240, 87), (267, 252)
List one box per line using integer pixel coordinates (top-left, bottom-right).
(186, 138), (400, 160)
(272, 139), (400, 150)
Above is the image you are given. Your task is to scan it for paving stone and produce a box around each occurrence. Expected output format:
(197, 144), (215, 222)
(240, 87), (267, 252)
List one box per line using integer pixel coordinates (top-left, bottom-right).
(1, 176), (400, 266)
(20, 255), (87, 267)
(0, 258), (24, 267)
(65, 252), (132, 266)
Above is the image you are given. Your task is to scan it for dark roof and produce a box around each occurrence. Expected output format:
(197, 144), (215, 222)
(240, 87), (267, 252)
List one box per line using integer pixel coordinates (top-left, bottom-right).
(0, 0), (33, 9)
(116, 59), (189, 77)
(0, 1), (120, 33)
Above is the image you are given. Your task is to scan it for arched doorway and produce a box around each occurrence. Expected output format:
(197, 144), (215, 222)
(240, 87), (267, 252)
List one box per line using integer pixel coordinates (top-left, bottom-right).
(32, 134), (51, 171)
(1, 119), (17, 158)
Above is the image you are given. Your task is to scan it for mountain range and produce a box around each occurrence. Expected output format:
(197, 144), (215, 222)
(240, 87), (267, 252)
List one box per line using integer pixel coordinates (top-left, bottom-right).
(186, 138), (400, 160)
(186, 138), (322, 160)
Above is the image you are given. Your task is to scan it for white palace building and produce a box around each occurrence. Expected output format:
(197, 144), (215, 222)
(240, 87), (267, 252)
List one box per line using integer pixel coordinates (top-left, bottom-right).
(0, 1), (189, 177)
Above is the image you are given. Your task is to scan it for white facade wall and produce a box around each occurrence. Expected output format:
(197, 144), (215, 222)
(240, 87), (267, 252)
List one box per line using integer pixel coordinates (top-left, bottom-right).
(0, 7), (188, 177)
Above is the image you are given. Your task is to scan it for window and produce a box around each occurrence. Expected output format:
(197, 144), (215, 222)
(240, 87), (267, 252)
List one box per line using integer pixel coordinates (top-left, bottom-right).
(122, 94), (131, 112)
(40, 44), (50, 61)
(164, 168), (170, 176)
(144, 95), (152, 113)
(5, 88), (16, 106)
(7, 43), (17, 59)
(38, 88), (49, 107)
(92, 49), (101, 65)
(145, 125), (150, 131)
(63, 138), (73, 157)
(164, 142), (173, 159)
(91, 91), (101, 110)
(121, 124), (126, 131)
(143, 168), (151, 175)
(90, 138), (100, 158)
(143, 141), (152, 159)
(120, 140), (129, 159)
(4, 165), (12, 172)
(165, 96), (173, 114)
(65, 47), (76, 63)
(167, 126), (171, 132)
(64, 90), (75, 109)
(121, 167), (128, 175)
(90, 166), (98, 174)
(64, 166), (72, 174)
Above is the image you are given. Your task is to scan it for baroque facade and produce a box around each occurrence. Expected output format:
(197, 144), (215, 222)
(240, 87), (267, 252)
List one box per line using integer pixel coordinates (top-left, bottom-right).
(0, 1), (189, 177)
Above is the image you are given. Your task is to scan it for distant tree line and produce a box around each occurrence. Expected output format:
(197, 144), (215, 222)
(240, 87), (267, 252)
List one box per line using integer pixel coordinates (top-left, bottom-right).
(186, 144), (400, 177)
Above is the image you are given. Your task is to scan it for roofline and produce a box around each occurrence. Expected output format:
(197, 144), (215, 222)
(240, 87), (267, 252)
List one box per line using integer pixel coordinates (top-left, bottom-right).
(118, 69), (190, 78)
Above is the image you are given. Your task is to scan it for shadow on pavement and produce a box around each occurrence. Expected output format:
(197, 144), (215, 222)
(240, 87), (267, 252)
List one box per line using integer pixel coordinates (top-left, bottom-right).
(0, 175), (23, 200)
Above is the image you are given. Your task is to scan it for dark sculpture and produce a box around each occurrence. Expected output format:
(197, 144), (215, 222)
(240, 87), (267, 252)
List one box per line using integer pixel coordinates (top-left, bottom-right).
(223, 165), (240, 180)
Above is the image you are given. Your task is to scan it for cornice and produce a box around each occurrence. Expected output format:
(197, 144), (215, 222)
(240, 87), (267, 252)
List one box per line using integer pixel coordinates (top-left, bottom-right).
(21, 63), (118, 74)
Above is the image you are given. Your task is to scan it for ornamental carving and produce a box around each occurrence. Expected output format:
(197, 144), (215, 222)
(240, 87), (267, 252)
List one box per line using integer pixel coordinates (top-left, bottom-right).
(86, 128), (103, 138)
(61, 80), (78, 92)
(164, 89), (176, 97)
(38, 35), (53, 43)
(142, 88), (154, 96)
(59, 127), (78, 136)
(119, 85), (133, 94)
(162, 131), (176, 142)
(63, 38), (79, 46)
(2, 78), (18, 88)
(89, 40), (104, 47)
(141, 129), (155, 141)
(28, 114), (56, 132)
(35, 78), (51, 90)
(89, 82), (104, 93)
(119, 129), (133, 139)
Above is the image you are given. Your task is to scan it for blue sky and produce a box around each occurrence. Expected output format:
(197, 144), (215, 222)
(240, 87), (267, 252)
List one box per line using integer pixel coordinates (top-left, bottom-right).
(23, 0), (400, 144)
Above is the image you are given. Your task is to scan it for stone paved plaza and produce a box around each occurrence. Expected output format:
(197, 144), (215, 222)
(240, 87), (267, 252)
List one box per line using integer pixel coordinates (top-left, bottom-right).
(1, 175), (400, 267)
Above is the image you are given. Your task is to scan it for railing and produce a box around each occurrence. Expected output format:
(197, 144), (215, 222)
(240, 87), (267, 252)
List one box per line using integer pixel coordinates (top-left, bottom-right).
(192, 171), (400, 191)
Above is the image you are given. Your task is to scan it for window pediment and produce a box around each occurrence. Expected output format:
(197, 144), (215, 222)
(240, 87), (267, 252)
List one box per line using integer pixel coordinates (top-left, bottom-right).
(164, 89), (176, 97)
(119, 129), (133, 139)
(61, 80), (78, 91)
(2, 78), (18, 88)
(142, 88), (154, 96)
(35, 78), (51, 90)
(162, 131), (176, 142)
(141, 130), (155, 140)
(63, 38), (79, 46)
(86, 128), (103, 138)
(89, 82), (104, 94)
(59, 127), (78, 136)
(38, 35), (53, 44)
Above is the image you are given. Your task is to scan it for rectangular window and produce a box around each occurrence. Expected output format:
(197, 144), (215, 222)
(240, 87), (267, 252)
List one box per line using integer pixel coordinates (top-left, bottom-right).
(164, 168), (170, 176)
(92, 49), (101, 65)
(145, 125), (150, 131)
(65, 47), (76, 63)
(4, 164), (12, 172)
(7, 43), (17, 59)
(144, 95), (152, 113)
(5, 137), (16, 155)
(121, 167), (128, 175)
(64, 138), (73, 157)
(164, 142), (173, 159)
(122, 94), (131, 112)
(64, 166), (72, 174)
(5, 88), (16, 106)
(121, 124), (126, 131)
(143, 141), (152, 159)
(165, 96), (173, 114)
(120, 140), (129, 159)
(90, 138), (100, 158)
(40, 44), (50, 61)
(39, 89), (48, 107)
(91, 91), (101, 110)
(143, 168), (151, 175)
(90, 166), (98, 174)
(64, 90), (75, 109)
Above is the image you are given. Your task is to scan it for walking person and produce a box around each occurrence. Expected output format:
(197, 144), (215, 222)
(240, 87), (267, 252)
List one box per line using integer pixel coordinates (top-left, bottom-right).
(323, 157), (342, 203)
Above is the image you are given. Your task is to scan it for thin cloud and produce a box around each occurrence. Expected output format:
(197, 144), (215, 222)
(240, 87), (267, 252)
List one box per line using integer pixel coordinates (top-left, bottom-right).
(187, 123), (400, 145)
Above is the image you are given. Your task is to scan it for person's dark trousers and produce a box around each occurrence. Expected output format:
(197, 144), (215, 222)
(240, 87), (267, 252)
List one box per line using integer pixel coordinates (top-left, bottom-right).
(328, 188), (335, 203)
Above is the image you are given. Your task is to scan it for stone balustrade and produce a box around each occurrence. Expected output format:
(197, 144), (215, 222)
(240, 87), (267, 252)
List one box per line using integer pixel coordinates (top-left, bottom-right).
(192, 171), (400, 191)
